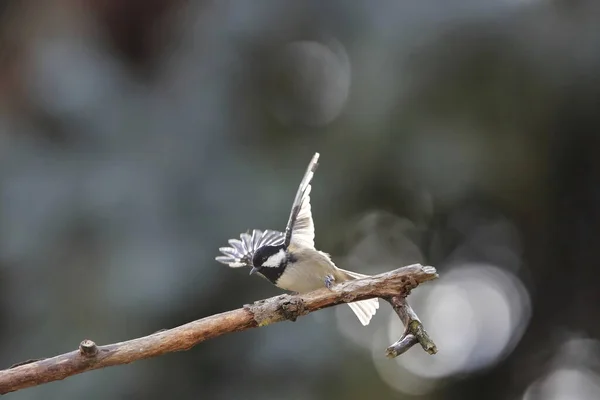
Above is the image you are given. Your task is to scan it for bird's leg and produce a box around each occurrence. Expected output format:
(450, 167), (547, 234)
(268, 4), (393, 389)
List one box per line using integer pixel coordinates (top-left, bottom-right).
(324, 274), (335, 289)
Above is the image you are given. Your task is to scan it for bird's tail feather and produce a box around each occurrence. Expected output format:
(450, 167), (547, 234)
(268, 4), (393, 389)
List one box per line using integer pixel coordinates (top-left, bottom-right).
(338, 268), (369, 280)
(347, 299), (379, 326)
(337, 267), (379, 326)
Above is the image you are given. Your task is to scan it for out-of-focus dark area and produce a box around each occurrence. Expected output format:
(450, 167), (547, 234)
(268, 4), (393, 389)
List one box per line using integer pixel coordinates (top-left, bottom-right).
(2, 0), (600, 399)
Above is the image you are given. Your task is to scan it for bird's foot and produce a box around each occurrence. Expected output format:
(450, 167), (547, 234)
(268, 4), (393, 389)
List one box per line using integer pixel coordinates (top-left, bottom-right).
(324, 275), (335, 289)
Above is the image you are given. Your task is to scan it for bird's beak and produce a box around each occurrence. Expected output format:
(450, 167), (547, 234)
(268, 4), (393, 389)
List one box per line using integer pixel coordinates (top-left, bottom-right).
(249, 267), (258, 276)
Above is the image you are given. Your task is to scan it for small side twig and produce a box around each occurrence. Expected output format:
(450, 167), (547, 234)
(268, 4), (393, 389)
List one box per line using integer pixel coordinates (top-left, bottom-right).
(0, 263), (438, 395)
(385, 296), (437, 357)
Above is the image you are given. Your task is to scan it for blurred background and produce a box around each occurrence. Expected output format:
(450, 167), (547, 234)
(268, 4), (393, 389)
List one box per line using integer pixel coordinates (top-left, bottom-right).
(1, 0), (600, 399)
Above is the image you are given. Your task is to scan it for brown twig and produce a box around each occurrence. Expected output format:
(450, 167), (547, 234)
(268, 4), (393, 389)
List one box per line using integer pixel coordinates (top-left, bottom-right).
(385, 296), (438, 357)
(0, 263), (438, 395)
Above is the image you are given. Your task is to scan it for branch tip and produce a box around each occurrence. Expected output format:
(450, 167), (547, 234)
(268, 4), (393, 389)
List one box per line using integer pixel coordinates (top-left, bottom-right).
(420, 265), (437, 277)
(385, 334), (418, 358)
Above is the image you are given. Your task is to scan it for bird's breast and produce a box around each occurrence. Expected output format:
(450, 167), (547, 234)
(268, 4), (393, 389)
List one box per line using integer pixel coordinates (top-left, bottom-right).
(275, 250), (340, 292)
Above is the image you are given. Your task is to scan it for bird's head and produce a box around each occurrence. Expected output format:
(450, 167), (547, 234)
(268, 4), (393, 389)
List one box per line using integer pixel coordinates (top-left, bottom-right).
(250, 244), (287, 278)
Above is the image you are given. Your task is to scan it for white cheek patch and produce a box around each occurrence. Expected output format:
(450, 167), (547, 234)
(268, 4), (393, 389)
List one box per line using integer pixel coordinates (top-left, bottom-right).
(263, 249), (287, 268)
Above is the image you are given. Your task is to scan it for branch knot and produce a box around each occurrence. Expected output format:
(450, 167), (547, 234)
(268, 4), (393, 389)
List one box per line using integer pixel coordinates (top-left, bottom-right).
(79, 340), (98, 358)
(280, 298), (306, 322)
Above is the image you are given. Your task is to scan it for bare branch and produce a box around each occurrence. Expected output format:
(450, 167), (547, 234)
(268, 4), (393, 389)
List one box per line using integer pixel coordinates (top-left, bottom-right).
(0, 263), (438, 395)
(385, 296), (438, 357)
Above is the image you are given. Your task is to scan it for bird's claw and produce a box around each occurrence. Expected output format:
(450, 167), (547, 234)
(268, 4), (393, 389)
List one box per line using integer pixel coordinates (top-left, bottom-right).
(325, 275), (335, 289)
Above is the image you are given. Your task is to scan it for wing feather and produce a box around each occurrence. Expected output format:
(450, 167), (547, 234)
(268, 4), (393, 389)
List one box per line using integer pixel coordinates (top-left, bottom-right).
(284, 153), (320, 249)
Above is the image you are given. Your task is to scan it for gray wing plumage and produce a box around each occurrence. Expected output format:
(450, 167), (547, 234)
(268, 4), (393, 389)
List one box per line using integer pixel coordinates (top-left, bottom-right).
(215, 229), (284, 268)
(284, 152), (320, 249)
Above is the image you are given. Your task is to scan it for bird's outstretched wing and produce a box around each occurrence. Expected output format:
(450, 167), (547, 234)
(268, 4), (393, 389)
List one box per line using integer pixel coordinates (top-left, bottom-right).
(217, 152), (320, 267)
(216, 229), (284, 268)
(284, 152), (320, 250)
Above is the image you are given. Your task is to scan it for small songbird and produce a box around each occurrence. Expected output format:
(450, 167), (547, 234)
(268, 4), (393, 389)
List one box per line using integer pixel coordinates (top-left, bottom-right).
(215, 153), (379, 325)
